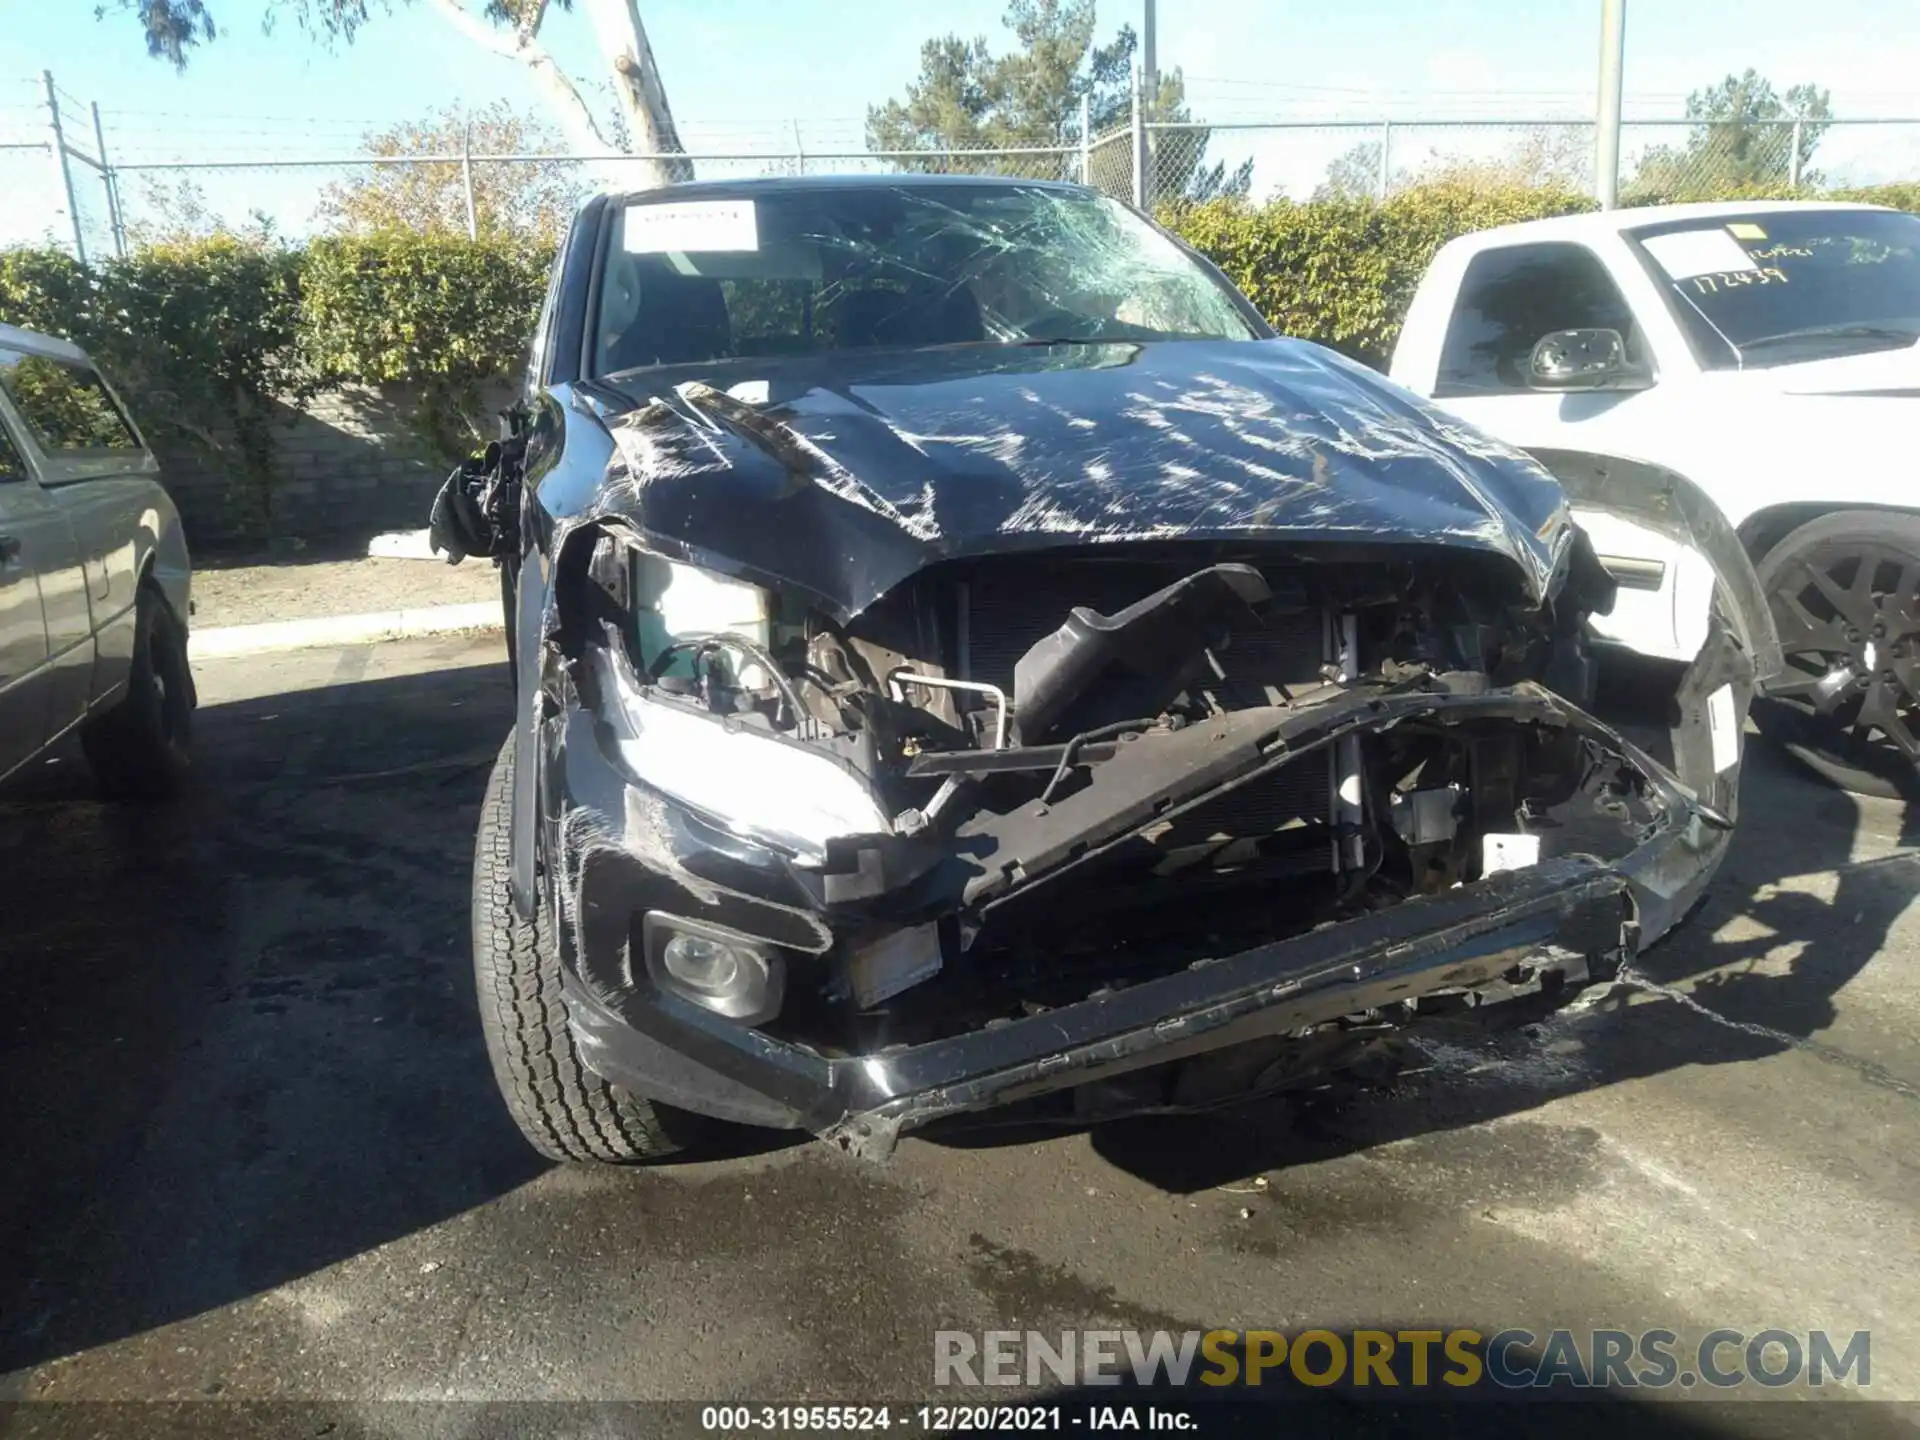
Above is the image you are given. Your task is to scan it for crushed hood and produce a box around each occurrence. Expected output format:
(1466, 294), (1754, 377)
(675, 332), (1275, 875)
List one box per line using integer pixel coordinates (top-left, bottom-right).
(585, 338), (1572, 620)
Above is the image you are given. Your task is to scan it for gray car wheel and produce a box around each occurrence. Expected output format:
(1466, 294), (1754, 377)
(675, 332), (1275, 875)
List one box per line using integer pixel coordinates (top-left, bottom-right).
(81, 582), (193, 801)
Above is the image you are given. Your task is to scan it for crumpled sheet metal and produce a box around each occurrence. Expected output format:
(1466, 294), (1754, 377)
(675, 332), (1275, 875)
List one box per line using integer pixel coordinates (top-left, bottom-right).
(580, 337), (1573, 623)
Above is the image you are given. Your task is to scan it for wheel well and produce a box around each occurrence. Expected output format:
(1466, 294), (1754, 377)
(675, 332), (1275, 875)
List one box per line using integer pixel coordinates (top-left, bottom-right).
(1742, 504), (1920, 568)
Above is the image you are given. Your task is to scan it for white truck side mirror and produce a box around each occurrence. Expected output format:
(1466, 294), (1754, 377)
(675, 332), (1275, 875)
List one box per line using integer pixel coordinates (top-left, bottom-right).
(1528, 328), (1650, 392)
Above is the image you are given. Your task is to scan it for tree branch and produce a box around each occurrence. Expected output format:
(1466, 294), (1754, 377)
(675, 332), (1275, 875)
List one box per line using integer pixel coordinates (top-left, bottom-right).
(424, 0), (616, 163)
(578, 0), (688, 186)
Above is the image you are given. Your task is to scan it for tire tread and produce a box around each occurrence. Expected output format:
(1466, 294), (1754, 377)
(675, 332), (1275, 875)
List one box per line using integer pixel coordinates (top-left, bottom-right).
(471, 735), (687, 1163)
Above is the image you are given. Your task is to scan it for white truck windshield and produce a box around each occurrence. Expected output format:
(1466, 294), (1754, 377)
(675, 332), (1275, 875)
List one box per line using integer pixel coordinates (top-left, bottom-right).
(1629, 209), (1920, 367)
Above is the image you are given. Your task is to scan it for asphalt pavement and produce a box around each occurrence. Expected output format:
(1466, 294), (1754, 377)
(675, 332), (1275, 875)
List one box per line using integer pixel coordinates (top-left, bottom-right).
(2, 636), (1918, 1435)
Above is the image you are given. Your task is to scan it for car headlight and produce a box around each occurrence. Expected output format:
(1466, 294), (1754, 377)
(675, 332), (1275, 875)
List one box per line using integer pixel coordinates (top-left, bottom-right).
(631, 554), (775, 683)
(590, 633), (893, 866)
(643, 913), (784, 1023)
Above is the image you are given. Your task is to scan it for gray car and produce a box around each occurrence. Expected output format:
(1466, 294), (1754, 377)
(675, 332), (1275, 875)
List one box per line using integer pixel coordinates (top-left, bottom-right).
(0, 324), (194, 796)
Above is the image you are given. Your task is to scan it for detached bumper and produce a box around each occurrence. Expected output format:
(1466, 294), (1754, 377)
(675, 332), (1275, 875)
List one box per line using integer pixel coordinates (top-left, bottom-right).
(567, 854), (1633, 1157)
(544, 672), (1740, 1155)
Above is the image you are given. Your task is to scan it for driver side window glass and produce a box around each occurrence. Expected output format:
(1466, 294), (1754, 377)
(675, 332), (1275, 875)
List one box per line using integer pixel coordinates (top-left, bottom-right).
(0, 419), (24, 480)
(1435, 242), (1641, 398)
(0, 347), (141, 452)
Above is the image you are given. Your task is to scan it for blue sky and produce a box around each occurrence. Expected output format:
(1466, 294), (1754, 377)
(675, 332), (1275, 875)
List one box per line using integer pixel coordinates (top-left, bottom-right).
(3, 0), (1918, 248)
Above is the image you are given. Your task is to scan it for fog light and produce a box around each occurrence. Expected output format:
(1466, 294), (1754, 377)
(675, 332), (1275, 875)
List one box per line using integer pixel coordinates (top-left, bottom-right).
(661, 932), (743, 995)
(644, 915), (783, 1024)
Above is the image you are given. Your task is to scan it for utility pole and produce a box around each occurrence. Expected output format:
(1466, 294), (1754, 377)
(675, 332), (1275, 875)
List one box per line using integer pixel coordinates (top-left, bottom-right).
(1080, 93), (1093, 185)
(1141, 0), (1157, 101)
(91, 101), (125, 260)
(1130, 64), (1147, 209)
(1140, 0), (1157, 210)
(1594, 0), (1626, 209)
(42, 71), (85, 266)
(461, 122), (478, 240)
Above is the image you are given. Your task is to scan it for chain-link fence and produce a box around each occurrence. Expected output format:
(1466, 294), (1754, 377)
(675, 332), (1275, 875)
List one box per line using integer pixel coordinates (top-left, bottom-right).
(1, 74), (123, 262)
(10, 67), (1920, 261)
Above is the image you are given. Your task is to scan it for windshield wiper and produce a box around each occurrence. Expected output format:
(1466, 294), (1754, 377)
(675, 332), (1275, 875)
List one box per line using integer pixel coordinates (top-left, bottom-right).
(1738, 323), (1920, 359)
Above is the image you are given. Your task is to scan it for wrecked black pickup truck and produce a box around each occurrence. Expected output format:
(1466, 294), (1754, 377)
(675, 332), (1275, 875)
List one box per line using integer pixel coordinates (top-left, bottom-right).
(431, 175), (1780, 1163)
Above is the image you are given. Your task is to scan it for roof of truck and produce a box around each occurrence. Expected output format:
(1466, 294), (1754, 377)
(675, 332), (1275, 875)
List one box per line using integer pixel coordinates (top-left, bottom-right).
(1450, 198), (1896, 250)
(0, 323), (90, 365)
(612, 173), (1093, 203)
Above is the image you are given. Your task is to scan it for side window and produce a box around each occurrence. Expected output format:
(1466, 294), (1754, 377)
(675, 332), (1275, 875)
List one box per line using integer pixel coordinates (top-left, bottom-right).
(1435, 243), (1642, 398)
(0, 418), (24, 480)
(525, 229), (569, 395)
(0, 348), (141, 453)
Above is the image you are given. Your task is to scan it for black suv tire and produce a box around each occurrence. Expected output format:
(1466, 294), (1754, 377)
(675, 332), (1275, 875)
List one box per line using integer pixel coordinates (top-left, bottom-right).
(472, 733), (700, 1163)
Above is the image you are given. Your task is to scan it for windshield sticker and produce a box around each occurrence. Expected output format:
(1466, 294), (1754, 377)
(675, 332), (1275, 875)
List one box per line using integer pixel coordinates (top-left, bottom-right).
(1727, 221), (1769, 241)
(623, 200), (759, 254)
(1644, 228), (1760, 280)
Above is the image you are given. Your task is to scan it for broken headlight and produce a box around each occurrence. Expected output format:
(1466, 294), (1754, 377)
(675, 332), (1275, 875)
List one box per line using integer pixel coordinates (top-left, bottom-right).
(594, 636), (892, 866)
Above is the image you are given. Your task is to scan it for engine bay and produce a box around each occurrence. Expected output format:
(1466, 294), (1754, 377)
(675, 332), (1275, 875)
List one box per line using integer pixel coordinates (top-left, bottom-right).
(551, 523), (1677, 1053)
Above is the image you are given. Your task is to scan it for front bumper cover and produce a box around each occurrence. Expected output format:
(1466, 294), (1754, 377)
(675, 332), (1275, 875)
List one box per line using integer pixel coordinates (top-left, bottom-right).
(570, 855), (1631, 1159)
(541, 641), (1744, 1156)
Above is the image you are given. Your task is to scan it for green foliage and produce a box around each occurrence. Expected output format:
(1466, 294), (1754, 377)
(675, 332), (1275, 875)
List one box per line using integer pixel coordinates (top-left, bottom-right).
(298, 231), (551, 457)
(0, 238), (302, 535)
(1630, 69), (1832, 198)
(1831, 182), (1920, 213)
(867, 0), (1249, 201)
(0, 233), (548, 541)
(1163, 181), (1595, 367)
(318, 103), (582, 241)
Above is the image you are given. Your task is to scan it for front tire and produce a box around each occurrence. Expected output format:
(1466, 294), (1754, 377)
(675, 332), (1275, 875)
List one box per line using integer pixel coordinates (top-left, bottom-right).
(81, 582), (193, 801)
(1753, 510), (1920, 799)
(472, 733), (698, 1163)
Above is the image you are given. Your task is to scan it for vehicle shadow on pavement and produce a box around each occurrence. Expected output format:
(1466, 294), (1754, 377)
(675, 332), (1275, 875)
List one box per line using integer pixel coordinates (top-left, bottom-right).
(1081, 731), (1920, 1194)
(0, 659), (545, 1378)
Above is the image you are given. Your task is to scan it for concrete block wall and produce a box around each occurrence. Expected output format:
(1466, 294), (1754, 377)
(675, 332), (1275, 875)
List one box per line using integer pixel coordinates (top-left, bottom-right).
(156, 380), (519, 552)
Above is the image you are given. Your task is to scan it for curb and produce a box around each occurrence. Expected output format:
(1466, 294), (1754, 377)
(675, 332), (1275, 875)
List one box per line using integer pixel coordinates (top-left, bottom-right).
(189, 602), (504, 660)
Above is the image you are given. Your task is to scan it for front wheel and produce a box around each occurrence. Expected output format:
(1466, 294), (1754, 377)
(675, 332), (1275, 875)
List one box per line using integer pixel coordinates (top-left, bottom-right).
(81, 583), (194, 801)
(471, 733), (701, 1163)
(1753, 510), (1920, 799)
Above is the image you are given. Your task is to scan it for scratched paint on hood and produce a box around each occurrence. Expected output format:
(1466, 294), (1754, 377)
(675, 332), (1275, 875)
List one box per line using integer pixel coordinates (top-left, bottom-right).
(582, 337), (1571, 621)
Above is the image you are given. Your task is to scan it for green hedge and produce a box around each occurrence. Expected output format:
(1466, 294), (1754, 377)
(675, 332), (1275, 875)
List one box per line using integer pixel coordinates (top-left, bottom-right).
(3, 180), (1918, 540)
(300, 233), (552, 456)
(0, 235), (550, 539)
(1162, 180), (1595, 368)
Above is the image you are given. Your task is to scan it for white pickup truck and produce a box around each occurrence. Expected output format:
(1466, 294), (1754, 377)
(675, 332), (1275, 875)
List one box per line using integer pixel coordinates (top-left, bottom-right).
(1390, 200), (1920, 794)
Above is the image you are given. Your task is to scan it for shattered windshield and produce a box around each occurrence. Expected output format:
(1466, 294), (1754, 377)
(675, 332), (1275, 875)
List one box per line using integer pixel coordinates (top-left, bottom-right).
(591, 183), (1257, 375)
(1630, 209), (1920, 367)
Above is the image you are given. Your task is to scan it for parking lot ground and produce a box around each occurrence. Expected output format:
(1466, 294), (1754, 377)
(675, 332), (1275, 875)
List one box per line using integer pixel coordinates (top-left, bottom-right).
(3, 637), (1920, 1432)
